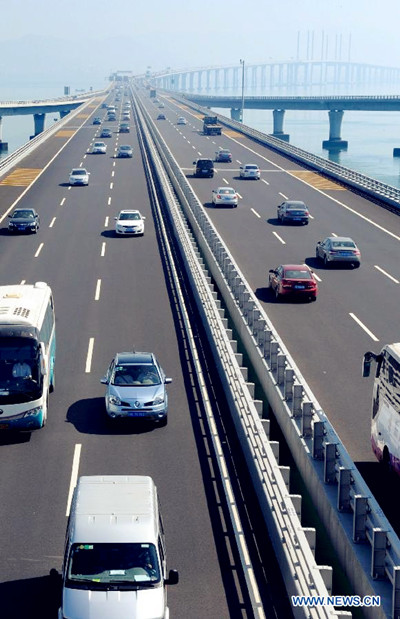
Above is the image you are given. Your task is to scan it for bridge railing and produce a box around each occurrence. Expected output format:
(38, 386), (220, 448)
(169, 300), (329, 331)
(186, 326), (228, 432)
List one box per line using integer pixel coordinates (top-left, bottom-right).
(0, 88), (107, 107)
(173, 92), (400, 211)
(140, 88), (400, 618)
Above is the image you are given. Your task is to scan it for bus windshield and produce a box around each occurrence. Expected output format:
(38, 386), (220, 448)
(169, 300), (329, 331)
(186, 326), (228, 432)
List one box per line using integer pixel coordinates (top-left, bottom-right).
(0, 337), (42, 403)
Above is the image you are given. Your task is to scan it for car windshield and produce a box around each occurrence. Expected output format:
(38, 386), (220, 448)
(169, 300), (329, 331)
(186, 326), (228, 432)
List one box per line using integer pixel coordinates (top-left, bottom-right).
(331, 241), (356, 248)
(72, 170), (86, 176)
(284, 269), (312, 279)
(67, 543), (161, 586)
(120, 146), (131, 151)
(0, 337), (42, 403)
(12, 211), (34, 219)
(94, 143), (104, 147)
(112, 364), (161, 386)
(119, 213), (141, 221)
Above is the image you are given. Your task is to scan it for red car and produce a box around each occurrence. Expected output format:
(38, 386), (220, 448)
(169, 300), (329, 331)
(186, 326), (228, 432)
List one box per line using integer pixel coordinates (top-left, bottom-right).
(268, 264), (318, 301)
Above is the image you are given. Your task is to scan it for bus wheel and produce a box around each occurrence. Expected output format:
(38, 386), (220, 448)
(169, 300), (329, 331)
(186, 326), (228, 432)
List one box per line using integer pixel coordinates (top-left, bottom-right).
(382, 447), (392, 473)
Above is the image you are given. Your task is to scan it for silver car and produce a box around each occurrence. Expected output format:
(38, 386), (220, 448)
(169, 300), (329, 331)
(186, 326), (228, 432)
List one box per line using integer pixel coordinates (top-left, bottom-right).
(316, 236), (361, 267)
(211, 187), (238, 207)
(101, 351), (172, 425)
(239, 164), (260, 179)
(117, 144), (133, 158)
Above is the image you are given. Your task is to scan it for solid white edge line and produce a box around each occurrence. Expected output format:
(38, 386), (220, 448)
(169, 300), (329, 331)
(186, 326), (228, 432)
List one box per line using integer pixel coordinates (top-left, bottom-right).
(85, 337), (95, 372)
(374, 265), (400, 283)
(95, 279), (101, 301)
(66, 444), (82, 516)
(349, 313), (379, 342)
(34, 243), (44, 257)
(272, 231), (286, 245)
(251, 208), (261, 218)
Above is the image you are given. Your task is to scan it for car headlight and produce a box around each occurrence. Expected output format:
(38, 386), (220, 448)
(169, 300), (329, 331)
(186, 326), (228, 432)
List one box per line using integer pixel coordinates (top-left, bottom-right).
(23, 406), (42, 417)
(109, 395), (121, 406)
(153, 396), (165, 405)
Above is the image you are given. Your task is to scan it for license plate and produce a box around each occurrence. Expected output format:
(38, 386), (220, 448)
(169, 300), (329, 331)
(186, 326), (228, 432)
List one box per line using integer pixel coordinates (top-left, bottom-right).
(0, 424), (9, 429)
(339, 251), (351, 255)
(128, 412), (147, 417)
(292, 217), (301, 220)
(294, 285), (305, 289)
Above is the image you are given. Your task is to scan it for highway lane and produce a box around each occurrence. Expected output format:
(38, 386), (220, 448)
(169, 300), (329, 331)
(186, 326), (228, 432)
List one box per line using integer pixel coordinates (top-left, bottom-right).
(0, 94), (249, 617)
(139, 90), (400, 520)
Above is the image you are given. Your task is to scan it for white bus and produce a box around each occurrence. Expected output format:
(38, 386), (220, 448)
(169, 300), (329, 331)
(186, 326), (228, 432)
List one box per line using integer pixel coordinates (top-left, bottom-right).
(363, 343), (400, 474)
(0, 282), (55, 430)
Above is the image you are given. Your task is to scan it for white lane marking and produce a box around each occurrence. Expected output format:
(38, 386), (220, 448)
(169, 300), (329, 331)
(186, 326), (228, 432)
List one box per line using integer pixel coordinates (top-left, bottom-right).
(192, 145), (196, 149)
(251, 208), (261, 218)
(212, 141), (216, 144)
(261, 179), (270, 186)
(374, 265), (400, 283)
(60, 197), (66, 206)
(113, 161), (116, 167)
(187, 140), (191, 144)
(83, 154), (87, 159)
(222, 178), (229, 185)
(95, 279), (102, 301)
(279, 192), (288, 199)
(236, 192), (243, 199)
(20, 280), (26, 285)
(104, 216), (109, 227)
(349, 313), (379, 342)
(331, 232), (338, 237)
(66, 444), (82, 516)
(34, 243), (44, 257)
(85, 337), (95, 372)
(111, 170), (115, 177)
(309, 214), (315, 220)
(49, 217), (56, 228)
(236, 160), (242, 164)
(101, 242), (106, 256)
(304, 264), (322, 282)
(110, 182), (113, 190)
(197, 151), (202, 156)
(80, 162), (83, 167)
(108, 197), (112, 206)
(272, 231), (286, 244)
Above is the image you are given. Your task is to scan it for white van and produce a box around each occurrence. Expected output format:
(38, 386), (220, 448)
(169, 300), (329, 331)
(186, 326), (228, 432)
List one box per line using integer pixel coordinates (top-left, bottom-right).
(57, 475), (178, 619)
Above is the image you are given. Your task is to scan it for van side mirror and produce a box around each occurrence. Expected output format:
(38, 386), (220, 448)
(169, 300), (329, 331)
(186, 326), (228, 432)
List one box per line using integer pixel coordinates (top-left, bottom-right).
(100, 376), (109, 384)
(165, 569), (179, 585)
(165, 378), (172, 384)
(362, 352), (375, 377)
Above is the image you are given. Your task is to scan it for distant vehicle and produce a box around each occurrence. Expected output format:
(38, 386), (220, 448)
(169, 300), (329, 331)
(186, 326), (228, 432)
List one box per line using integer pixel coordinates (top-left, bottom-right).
(8, 208), (40, 233)
(150, 88), (156, 98)
(107, 105), (116, 112)
(277, 200), (309, 225)
(117, 145), (133, 158)
(193, 158), (214, 178)
(101, 102), (108, 108)
(0, 282), (55, 430)
(106, 113), (116, 121)
(100, 351), (172, 424)
(122, 112), (130, 121)
(114, 210), (145, 236)
(158, 103), (165, 109)
(363, 343), (400, 475)
(203, 116), (222, 136)
(268, 264), (318, 301)
(177, 117), (187, 125)
(239, 164), (260, 179)
(157, 113), (166, 120)
(119, 123), (130, 133)
(69, 168), (90, 186)
(91, 141), (106, 154)
(100, 128), (112, 138)
(315, 236), (361, 268)
(153, 98), (160, 103)
(211, 187), (238, 207)
(215, 148), (232, 163)
(92, 117), (101, 125)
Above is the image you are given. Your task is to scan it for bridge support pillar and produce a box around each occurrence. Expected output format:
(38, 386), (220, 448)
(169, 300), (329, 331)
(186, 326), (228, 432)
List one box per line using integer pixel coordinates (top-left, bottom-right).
(0, 116), (8, 151)
(322, 109), (348, 150)
(271, 109), (289, 141)
(231, 108), (241, 121)
(32, 112), (46, 138)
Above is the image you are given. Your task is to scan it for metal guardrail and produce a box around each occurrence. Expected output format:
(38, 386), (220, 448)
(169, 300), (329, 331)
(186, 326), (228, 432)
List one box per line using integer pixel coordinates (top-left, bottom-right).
(0, 88), (107, 107)
(133, 91), (349, 618)
(170, 91), (400, 211)
(136, 88), (400, 618)
(0, 93), (107, 180)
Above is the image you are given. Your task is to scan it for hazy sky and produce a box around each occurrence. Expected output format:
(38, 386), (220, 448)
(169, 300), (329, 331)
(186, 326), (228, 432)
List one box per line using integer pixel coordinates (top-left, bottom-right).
(0, 0), (399, 88)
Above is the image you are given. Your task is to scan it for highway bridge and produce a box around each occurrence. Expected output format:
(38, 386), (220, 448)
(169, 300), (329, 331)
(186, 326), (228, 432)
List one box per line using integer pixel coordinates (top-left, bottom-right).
(1, 84), (400, 617)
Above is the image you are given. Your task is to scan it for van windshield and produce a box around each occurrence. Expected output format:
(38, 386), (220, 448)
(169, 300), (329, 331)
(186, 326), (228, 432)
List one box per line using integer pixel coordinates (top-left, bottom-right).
(67, 543), (161, 586)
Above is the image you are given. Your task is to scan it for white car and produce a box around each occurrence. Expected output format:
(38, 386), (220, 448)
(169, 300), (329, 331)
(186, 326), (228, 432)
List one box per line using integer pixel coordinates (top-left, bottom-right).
(211, 187), (238, 208)
(177, 117), (187, 125)
(239, 163), (260, 179)
(114, 210), (145, 235)
(92, 141), (106, 154)
(117, 144), (133, 158)
(69, 168), (90, 185)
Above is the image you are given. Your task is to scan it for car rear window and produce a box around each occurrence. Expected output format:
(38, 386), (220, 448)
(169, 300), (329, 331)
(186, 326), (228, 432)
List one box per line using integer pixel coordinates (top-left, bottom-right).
(284, 269), (312, 279)
(198, 160), (213, 168)
(246, 165), (258, 170)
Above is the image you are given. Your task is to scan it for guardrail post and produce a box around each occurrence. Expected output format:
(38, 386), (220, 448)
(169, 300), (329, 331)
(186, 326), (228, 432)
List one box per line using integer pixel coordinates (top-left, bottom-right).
(301, 401), (313, 436)
(324, 443), (337, 483)
(371, 528), (387, 579)
(261, 329), (272, 358)
(353, 495), (368, 543)
(312, 420), (325, 459)
(234, 281), (244, 301)
(284, 367), (294, 399)
(337, 467), (352, 511)
(270, 341), (279, 370)
(292, 383), (303, 415)
(277, 354), (286, 384)
(393, 566), (400, 618)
